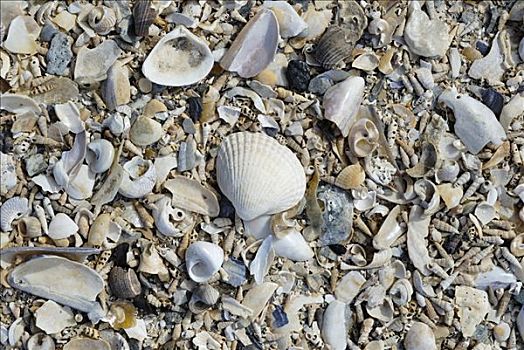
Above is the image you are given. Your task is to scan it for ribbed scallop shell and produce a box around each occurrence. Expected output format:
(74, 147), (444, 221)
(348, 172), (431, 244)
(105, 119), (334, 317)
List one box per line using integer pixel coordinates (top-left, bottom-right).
(216, 132), (306, 221)
(314, 26), (354, 68)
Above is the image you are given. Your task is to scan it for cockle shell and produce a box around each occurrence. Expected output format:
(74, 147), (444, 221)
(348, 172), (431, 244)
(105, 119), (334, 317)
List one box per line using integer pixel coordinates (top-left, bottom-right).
(48, 213), (79, 240)
(348, 118), (380, 157)
(404, 322), (436, 350)
(86, 139), (114, 174)
(216, 132), (306, 238)
(185, 242), (224, 283)
(314, 26), (355, 69)
(133, 0), (157, 37)
(220, 10), (279, 78)
(129, 116), (163, 146)
(164, 177), (219, 217)
(119, 157), (156, 199)
(262, 1), (307, 38)
(142, 26), (213, 86)
(439, 88), (506, 154)
(8, 256), (105, 322)
(0, 197), (29, 232)
(335, 163), (365, 190)
(323, 76), (365, 137)
(321, 300), (347, 350)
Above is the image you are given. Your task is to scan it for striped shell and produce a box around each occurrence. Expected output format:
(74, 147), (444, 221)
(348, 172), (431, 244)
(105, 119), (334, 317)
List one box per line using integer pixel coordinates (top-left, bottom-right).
(133, 0), (156, 37)
(216, 132), (306, 221)
(314, 26), (354, 68)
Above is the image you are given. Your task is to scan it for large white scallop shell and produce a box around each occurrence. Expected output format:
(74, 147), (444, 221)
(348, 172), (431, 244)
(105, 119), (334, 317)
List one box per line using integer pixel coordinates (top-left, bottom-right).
(142, 26), (213, 86)
(216, 132), (306, 223)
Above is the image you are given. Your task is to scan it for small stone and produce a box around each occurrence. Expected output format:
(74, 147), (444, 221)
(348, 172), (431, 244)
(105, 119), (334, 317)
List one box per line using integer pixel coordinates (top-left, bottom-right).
(187, 97), (203, 122)
(138, 77), (152, 93)
(272, 305), (289, 328)
(286, 60), (310, 92)
(40, 22), (58, 42)
(182, 118), (196, 134)
(481, 88), (504, 117)
(25, 154), (47, 177)
(476, 40), (490, 56)
(308, 75), (333, 95)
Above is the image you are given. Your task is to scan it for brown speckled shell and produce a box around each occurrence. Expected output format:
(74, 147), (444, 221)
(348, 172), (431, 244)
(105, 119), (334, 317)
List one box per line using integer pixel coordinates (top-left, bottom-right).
(109, 267), (142, 299)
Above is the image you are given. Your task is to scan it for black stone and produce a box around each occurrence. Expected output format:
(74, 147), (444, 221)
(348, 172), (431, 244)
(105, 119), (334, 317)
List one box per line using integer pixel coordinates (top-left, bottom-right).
(476, 40), (490, 56)
(286, 60), (311, 92)
(187, 96), (203, 122)
(481, 88), (504, 117)
(272, 305), (289, 328)
(328, 244), (347, 255)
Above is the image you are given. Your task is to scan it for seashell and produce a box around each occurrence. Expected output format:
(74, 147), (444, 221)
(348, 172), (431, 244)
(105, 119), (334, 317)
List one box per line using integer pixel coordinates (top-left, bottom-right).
(241, 282), (278, 320)
(262, 1), (307, 38)
(102, 63), (130, 111)
(48, 213), (79, 240)
(218, 105), (241, 126)
(439, 88), (506, 155)
(468, 32), (506, 85)
(475, 202), (496, 225)
(153, 155), (177, 186)
(435, 160), (460, 183)
(185, 241), (224, 283)
(31, 77), (80, 105)
(493, 321), (511, 343)
(272, 229), (314, 261)
(519, 37), (524, 61)
(249, 236), (275, 284)
(415, 67), (434, 89)
(322, 300), (348, 350)
(318, 184), (353, 246)
(323, 76), (365, 137)
(404, 322), (436, 350)
(0, 152), (17, 196)
(152, 196), (185, 237)
(54, 102), (84, 134)
(8, 255), (105, 322)
(389, 279), (413, 306)
(511, 233), (524, 257)
(414, 179), (440, 218)
(53, 131), (87, 195)
(0, 197), (29, 232)
(109, 267), (141, 299)
(222, 258), (247, 287)
(335, 163), (365, 190)
(99, 330), (129, 350)
(404, 1), (450, 57)
(119, 157), (156, 199)
(133, 0), (157, 37)
(373, 205), (403, 250)
(314, 26), (355, 69)
(366, 296), (394, 322)
(88, 6), (116, 35)
(437, 183), (462, 210)
(189, 284), (220, 314)
(368, 18), (393, 48)
(220, 10), (279, 78)
(455, 286), (491, 337)
(500, 91), (524, 131)
(86, 139), (114, 174)
(87, 213), (111, 247)
(3, 16), (41, 55)
(407, 206), (432, 276)
(124, 319), (147, 342)
(216, 132), (306, 238)
(352, 53), (379, 72)
(129, 116), (163, 146)
(34, 300), (76, 335)
(109, 302), (137, 330)
(335, 271), (366, 303)
(164, 177), (219, 217)
(225, 87), (266, 113)
(142, 26), (213, 86)
(1, 247), (100, 267)
(74, 40), (122, 85)
(27, 333), (55, 350)
(17, 217), (42, 238)
(348, 118), (380, 157)
(138, 243), (169, 280)
(63, 338), (110, 350)
(299, 7), (331, 41)
(0, 94), (41, 115)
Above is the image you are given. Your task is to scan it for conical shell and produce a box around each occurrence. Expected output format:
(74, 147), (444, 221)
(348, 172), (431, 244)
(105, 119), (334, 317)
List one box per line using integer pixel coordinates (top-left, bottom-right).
(216, 132), (306, 221)
(142, 26), (213, 87)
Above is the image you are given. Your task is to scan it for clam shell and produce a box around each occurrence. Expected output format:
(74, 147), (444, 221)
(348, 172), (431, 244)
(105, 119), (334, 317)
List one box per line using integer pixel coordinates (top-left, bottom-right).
(323, 76), (365, 137)
(322, 300), (347, 350)
(0, 197), (29, 232)
(164, 177), (219, 217)
(216, 132), (306, 224)
(86, 139), (114, 174)
(133, 0), (157, 37)
(129, 116), (163, 146)
(404, 322), (436, 350)
(142, 26), (213, 86)
(109, 267), (142, 299)
(220, 9), (279, 78)
(8, 255), (105, 322)
(119, 157), (156, 199)
(185, 241), (224, 283)
(64, 338), (111, 350)
(48, 213), (79, 240)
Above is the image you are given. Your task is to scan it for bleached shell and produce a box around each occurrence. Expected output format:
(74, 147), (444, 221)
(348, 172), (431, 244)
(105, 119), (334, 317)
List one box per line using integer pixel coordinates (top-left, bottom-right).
(455, 286), (491, 337)
(407, 206), (432, 276)
(262, 1), (307, 38)
(404, 322), (436, 350)
(54, 102), (84, 134)
(66, 165), (96, 200)
(74, 40), (122, 85)
(86, 139), (114, 174)
(48, 213), (79, 240)
(437, 183), (462, 209)
(335, 163), (365, 190)
(519, 37), (524, 61)
(468, 32), (506, 85)
(373, 205), (403, 250)
(27, 334), (55, 350)
(352, 53), (379, 72)
(0, 152), (17, 196)
(0, 94), (41, 115)
(439, 88), (506, 155)
(88, 6), (116, 35)
(185, 242), (224, 283)
(414, 179), (440, 217)
(323, 76), (365, 137)
(220, 10), (279, 78)
(3, 16), (41, 55)
(119, 157), (156, 199)
(0, 197), (29, 232)
(216, 132), (306, 222)
(152, 196), (184, 237)
(335, 271), (366, 303)
(321, 300), (347, 350)
(129, 116), (163, 146)
(87, 213), (111, 247)
(250, 235), (274, 284)
(500, 91), (524, 131)
(35, 300), (76, 335)
(389, 279), (413, 306)
(241, 282), (278, 320)
(272, 229), (314, 261)
(299, 7), (331, 40)
(153, 155), (177, 186)
(63, 338), (111, 350)
(435, 160), (460, 183)
(164, 177), (219, 217)
(53, 131), (87, 191)
(366, 297), (394, 322)
(404, 2), (450, 57)
(138, 243), (169, 277)
(510, 233), (524, 257)
(0, 247), (100, 266)
(102, 63), (130, 111)
(142, 26), (213, 86)
(189, 284), (220, 313)
(8, 255), (104, 321)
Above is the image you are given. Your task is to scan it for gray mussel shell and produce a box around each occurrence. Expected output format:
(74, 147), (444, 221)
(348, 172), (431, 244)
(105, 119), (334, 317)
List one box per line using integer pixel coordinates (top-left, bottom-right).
(108, 266), (142, 299)
(133, 0), (156, 37)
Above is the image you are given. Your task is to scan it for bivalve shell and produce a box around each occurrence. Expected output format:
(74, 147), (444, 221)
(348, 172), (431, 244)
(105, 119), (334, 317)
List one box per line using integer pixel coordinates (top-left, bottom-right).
(185, 242), (224, 283)
(164, 177), (219, 217)
(404, 322), (436, 350)
(63, 338), (110, 350)
(0, 197), (29, 232)
(335, 163), (365, 190)
(129, 116), (163, 146)
(48, 213), (79, 240)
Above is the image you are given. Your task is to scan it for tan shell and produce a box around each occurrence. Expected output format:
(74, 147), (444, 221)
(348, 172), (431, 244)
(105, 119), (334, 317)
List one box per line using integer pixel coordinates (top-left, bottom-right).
(17, 216), (42, 238)
(87, 213), (111, 247)
(164, 177), (219, 217)
(64, 338), (110, 350)
(348, 118), (379, 157)
(335, 163), (365, 190)
(129, 116), (163, 146)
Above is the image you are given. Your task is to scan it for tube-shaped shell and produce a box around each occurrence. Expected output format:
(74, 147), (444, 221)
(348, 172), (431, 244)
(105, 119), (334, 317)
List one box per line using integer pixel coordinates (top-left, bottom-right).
(0, 197), (29, 232)
(216, 132), (306, 222)
(86, 139), (114, 174)
(348, 118), (379, 157)
(323, 76), (365, 137)
(17, 217), (42, 238)
(119, 157), (156, 198)
(142, 26), (213, 86)
(220, 9), (279, 78)
(185, 242), (224, 283)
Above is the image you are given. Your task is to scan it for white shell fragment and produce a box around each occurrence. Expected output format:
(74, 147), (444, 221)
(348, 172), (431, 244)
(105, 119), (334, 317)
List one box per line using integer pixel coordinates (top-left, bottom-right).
(142, 26), (213, 86)
(468, 32), (507, 85)
(220, 10), (279, 78)
(185, 242), (224, 283)
(54, 102), (84, 134)
(272, 230), (314, 261)
(35, 300), (76, 335)
(48, 213), (79, 240)
(262, 1), (307, 38)
(86, 139), (114, 174)
(3, 16), (41, 55)
(455, 286), (491, 337)
(404, 2), (450, 57)
(0, 152), (17, 196)
(322, 300), (347, 350)
(74, 40), (122, 85)
(164, 177), (219, 216)
(119, 157), (157, 198)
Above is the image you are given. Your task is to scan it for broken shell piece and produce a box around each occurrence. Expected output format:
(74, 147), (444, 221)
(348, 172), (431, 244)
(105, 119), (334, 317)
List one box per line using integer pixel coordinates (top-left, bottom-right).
(367, 297), (394, 322)
(373, 205), (403, 250)
(414, 179), (440, 217)
(138, 243), (169, 280)
(262, 1), (307, 38)
(500, 91), (524, 131)
(220, 10), (279, 78)
(322, 300), (347, 350)
(0, 247), (100, 266)
(3, 16), (41, 55)
(407, 206), (432, 276)
(242, 282), (278, 320)
(142, 26), (213, 86)
(129, 116), (163, 146)
(348, 118), (380, 157)
(0, 94), (41, 115)
(119, 157), (156, 199)
(102, 62), (130, 111)
(74, 40), (122, 85)
(63, 338), (110, 350)
(17, 217), (42, 238)
(335, 163), (365, 190)
(164, 177), (219, 217)
(88, 6), (116, 35)
(54, 102), (84, 134)
(0, 152), (17, 195)
(437, 183), (462, 210)
(48, 213), (79, 240)
(511, 233), (524, 257)
(314, 26), (354, 68)
(439, 88), (506, 154)
(404, 322), (436, 350)
(152, 196), (185, 237)
(335, 271), (366, 303)
(272, 230), (314, 261)
(435, 160), (460, 183)
(185, 242), (224, 283)
(404, 1), (450, 57)
(0, 197), (29, 232)
(323, 76), (365, 137)
(109, 302), (137, 330)
(389, 279), (413, 306)
(352, 53), (379, 72)
(133, 0), (157, 37)
(8, 255), (104, 321)
(468, 32), (506, 85)
(35, 300), (76, 335)
(27, 333), (55, 350)
(86, 139), (114, 174)
(455, 286), (491, 337)
(109, 267), (141, 299)
(189, 284), (220, 314)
